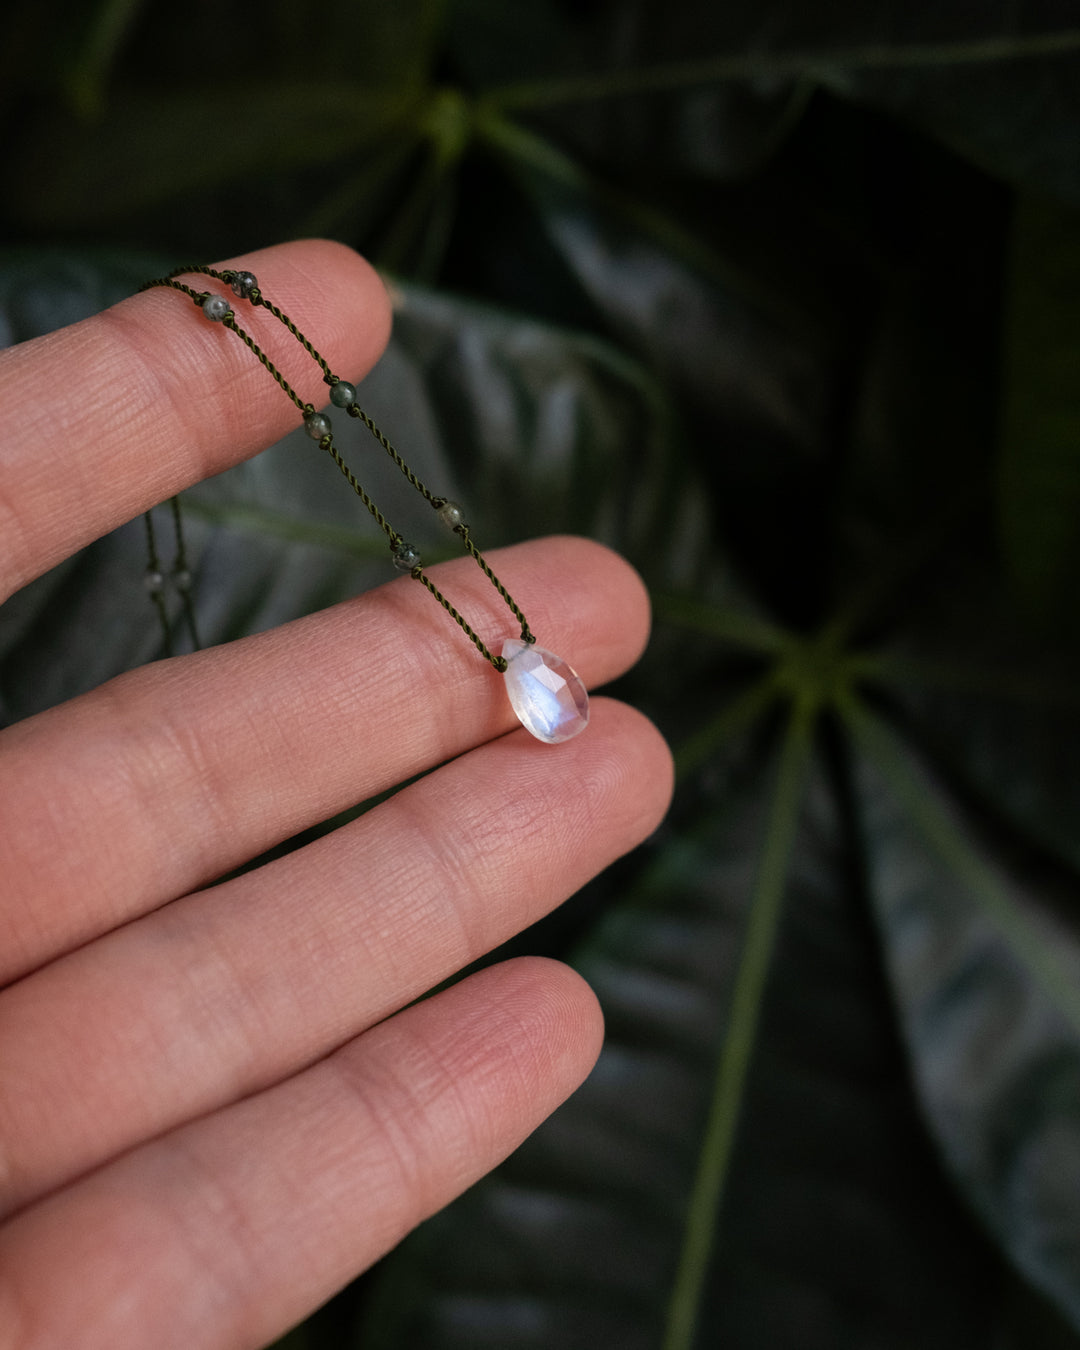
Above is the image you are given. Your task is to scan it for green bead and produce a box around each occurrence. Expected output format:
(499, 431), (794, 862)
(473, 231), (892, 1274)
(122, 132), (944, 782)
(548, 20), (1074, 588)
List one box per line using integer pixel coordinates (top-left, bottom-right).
(304, 412), (332, 440)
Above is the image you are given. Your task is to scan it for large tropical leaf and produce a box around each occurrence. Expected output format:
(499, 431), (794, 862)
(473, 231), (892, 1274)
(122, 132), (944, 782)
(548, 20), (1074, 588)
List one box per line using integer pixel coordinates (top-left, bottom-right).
(351, 714), (1028, 1349)
(847, 699), (1080, 1328)
(5, 4), (1080, 1348)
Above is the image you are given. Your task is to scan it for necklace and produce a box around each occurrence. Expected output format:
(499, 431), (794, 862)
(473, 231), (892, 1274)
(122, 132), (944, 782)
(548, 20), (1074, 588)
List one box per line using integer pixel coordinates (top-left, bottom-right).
(138, 265), (590, 745)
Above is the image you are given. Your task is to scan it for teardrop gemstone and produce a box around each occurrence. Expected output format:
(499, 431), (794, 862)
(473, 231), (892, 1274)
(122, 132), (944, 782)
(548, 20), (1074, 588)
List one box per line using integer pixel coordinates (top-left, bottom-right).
(501, 639), (590, 744)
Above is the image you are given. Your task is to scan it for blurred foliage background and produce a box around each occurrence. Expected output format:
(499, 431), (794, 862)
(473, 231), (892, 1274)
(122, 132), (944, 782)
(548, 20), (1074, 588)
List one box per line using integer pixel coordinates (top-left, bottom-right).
(3, 1), (1080, 1347)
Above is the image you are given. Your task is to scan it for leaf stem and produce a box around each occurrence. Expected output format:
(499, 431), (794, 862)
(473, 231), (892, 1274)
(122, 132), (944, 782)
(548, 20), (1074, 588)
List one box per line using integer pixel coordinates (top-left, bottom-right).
(180, 497), (412, 560)
(67, 0), (146, 116)
(851, 651), (1080, 709)
(655, 593), (791, 656)
(487, 30), (1080, 111)
(662, 696), (816, 1350)
(674, 676), (780, 779)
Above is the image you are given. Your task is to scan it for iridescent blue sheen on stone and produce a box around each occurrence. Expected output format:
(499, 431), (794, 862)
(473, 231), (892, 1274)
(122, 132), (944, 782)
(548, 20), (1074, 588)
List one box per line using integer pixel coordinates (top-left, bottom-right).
(501, 639), (589, 744)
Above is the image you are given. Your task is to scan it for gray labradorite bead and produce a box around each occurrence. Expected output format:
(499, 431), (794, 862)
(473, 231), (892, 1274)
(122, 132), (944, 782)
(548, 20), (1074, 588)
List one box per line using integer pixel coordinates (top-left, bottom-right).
(304, 412), (332, 440)
(392, 541), (422, 572)
(230, 270), (257, 299)
(436, 499), (466, 531)
(201, 293), (231, 322)
(143, 568), (165, 594)
(329, 380), (356, 408)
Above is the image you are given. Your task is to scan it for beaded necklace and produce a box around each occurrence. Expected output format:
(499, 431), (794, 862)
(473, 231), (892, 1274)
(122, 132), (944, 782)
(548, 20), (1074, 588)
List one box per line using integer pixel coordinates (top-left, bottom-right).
(138, 265), (589, 744)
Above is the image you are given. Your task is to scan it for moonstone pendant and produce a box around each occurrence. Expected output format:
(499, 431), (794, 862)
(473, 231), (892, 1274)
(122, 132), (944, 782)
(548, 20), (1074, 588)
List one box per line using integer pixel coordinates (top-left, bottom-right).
(501, 639), (590, 744)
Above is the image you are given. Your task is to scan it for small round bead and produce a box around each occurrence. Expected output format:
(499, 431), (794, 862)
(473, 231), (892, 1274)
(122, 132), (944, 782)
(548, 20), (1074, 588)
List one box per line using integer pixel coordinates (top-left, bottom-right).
(230, 270), (257, 299)
(172, 567), (192, 592)
(201, 293), (231, 322)
(329, 380), (356, 408)
(436, 499), (466, 531)
(392, 541), (422, 572)
(144, 568), (165, 594)
(304, 411), (332, 440)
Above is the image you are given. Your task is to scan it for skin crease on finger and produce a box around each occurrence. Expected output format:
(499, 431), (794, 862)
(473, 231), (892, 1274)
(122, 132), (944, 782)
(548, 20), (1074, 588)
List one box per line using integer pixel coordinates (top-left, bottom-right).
(0, 958), (606, 1350)
(0, 536), (654, 983)
(0, 240), (392, 602)
(0, 240), (676, 1349)
(0, 695), (673, 1221)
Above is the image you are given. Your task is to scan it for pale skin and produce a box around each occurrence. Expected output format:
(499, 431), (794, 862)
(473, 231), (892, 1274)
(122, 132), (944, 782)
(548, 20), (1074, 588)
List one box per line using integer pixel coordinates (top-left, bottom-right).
(0, 240), (673, 1349)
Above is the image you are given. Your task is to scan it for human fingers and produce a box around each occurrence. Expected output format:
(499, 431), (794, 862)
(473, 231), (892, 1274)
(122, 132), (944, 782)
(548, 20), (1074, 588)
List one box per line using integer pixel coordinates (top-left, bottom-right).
(0, 536), (650, 983)
(0, 958), (602, 1350)
(0, 697), (671, 1219)
(0, 238), (391, 601)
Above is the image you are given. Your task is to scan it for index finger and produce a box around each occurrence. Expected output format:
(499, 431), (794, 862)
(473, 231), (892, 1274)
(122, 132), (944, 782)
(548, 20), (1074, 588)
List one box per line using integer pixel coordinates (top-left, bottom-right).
(0, 239), (392, 603)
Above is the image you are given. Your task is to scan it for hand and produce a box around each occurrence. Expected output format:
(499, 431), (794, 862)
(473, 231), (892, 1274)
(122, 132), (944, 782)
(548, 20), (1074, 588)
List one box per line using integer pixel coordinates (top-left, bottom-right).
(0, 241), (673, 1349)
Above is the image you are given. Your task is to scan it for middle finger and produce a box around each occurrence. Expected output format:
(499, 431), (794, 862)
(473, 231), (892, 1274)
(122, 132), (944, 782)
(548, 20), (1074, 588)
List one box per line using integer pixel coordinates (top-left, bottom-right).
(0, 536), (646, 983)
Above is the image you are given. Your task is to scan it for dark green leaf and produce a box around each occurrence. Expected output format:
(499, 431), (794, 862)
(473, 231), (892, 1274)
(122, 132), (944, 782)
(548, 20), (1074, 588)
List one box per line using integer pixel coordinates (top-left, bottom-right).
(476, 93), (1006, 637)
(841, 42), (1080, 205)
(847, 699), (1080, 1326)
(64, 0), (148, 117)
(5, 83), (419, 227)
(861, 541), (1080, 876)
(354, 727), (1010, 1349)
(6, 8), (1080, 1340)
(459, 1), (1080, 198)
(454, 0), (808, 178)
(999, 194), (1080, 623)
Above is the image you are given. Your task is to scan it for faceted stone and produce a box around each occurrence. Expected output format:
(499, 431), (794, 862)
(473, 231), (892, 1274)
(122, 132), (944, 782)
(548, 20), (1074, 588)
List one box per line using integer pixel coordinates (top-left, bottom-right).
(501, 639), (589, 744)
